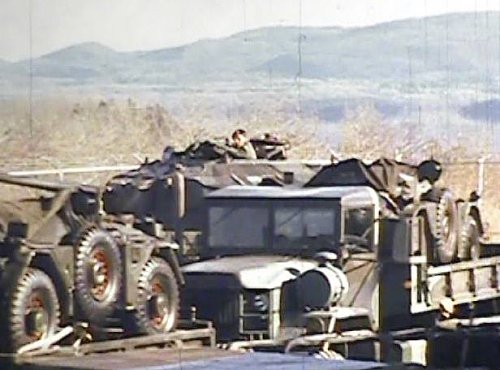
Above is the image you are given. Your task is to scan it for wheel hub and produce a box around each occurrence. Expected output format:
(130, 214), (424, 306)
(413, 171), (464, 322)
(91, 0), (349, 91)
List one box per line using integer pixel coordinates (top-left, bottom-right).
(150, 294), (169, 318)
(149, 281), (170, 327)
(26, 297), (49, 339)
(90, 248), (110, 301)
(93, 261), (106, 285)
(442, 214), (450, 237)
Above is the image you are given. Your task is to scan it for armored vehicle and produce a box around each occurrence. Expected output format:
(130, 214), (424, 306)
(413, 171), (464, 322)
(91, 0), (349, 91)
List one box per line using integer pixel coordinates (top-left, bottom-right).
(0, 174), (182, 354)
(180, 158), (487, 345)
(102, 139), (320, 261)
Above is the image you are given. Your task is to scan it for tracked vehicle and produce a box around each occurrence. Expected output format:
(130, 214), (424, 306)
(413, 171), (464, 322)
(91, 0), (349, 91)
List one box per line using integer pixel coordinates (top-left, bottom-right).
(0, 174), (182, 354)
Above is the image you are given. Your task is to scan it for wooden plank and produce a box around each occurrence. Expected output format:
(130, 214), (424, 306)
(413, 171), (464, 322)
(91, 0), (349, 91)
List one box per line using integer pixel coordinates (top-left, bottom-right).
(16, 347), (239, 370)
(19, 327), (215, 359)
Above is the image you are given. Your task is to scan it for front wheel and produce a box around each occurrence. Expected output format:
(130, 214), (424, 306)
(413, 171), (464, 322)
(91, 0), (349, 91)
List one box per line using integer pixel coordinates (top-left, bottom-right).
(128, 257), (179, 335)
(7, 268), (60, 352)
(74, 227), (122, 324)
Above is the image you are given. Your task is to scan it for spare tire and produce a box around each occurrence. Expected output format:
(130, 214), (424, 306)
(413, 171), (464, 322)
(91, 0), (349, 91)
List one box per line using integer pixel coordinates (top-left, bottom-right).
(75, 227), (122, 324)
(434, 190), (458, 264)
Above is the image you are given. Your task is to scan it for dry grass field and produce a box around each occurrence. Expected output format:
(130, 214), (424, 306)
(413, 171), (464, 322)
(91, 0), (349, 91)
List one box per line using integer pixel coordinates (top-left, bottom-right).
(0, 98), (498, 238)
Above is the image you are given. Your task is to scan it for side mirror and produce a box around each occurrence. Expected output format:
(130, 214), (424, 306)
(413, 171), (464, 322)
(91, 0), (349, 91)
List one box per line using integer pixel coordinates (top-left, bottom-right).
(313, 251), (338, 265)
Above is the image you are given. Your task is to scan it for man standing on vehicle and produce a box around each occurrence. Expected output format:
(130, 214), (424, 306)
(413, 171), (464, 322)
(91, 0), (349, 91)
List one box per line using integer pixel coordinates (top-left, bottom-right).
(228, 129), (257, 159)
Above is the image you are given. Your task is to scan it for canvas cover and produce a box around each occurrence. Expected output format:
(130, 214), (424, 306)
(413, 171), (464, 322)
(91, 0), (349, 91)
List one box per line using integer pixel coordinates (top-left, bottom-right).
(102, 140), (307, 221)
(306, 158), (418, 201)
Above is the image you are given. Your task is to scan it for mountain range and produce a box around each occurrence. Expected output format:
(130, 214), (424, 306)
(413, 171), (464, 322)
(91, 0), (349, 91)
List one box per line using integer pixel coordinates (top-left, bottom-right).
(1, 12), (499, 88)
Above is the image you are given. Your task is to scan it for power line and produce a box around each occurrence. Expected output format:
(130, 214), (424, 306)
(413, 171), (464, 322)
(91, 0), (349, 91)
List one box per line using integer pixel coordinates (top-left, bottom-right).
(242, 0), (247, 35)
(474, 0), (479, 130)
(496, 2), (500, 151)
(485, 10), (491, 128)
(407, 46), (413, 118)
(445, 2), (450, 134)
(267, 0), (273, 90)
(424, 0), (428, 68)
(296, 0), (303, 115)
(28, 0), (33, 138)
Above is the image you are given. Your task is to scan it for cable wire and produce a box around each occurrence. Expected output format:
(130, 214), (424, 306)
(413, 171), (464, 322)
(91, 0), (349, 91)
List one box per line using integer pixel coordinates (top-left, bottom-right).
(28, 0), (33, 138)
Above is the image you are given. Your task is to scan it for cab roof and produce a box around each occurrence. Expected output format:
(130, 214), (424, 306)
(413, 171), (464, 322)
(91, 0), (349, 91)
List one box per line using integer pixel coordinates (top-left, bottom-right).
(207, 185), (378, 205)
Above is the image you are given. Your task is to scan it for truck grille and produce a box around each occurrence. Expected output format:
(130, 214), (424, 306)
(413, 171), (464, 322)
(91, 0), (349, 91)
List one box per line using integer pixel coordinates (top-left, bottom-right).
(182, 288), (240, 341)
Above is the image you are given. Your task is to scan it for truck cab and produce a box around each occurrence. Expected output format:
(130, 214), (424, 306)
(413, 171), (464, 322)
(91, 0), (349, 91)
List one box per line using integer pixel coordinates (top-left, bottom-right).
(181, 185), (378, 342)
(181, 156), (490, 344)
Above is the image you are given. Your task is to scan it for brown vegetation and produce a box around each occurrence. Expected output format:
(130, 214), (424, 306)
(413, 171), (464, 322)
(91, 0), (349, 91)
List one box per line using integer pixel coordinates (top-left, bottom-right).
(0, 98), (498, 238)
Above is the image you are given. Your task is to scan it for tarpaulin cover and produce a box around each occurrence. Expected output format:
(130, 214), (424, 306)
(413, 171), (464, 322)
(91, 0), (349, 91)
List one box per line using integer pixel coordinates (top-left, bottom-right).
(106, 140), (289, 187)
(306, 158), (417, 201)
(102, 140), (307, 219)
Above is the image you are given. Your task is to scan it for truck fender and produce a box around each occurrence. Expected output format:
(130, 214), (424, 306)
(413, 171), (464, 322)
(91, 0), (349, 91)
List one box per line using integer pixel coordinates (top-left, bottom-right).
(161, 247), (185, 286)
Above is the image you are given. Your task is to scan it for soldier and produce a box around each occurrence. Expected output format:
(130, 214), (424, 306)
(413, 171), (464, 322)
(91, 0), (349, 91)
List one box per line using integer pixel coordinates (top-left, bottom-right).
(229, 129), (257, 159)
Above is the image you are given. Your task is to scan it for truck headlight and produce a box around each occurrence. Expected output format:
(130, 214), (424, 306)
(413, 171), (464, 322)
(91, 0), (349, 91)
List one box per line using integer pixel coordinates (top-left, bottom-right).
(253, 294), (269, 313)
(244, 291), (269, 313)
(241, 291), (270, 333)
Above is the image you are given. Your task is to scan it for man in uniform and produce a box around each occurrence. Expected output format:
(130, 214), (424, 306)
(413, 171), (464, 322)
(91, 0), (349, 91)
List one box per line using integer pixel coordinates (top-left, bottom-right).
(228, 129), (257, 159)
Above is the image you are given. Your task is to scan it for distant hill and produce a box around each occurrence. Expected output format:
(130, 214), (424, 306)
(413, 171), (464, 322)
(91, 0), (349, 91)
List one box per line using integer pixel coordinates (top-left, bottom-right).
(461, 99), (500, 123)
(1, 12), (499, 88)
(0, 58), (9, 68)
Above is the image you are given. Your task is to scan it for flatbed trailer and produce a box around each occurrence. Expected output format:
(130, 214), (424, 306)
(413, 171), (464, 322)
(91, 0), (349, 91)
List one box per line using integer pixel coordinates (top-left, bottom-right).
(8, 321), (386, 370)
(12, 350), (389, 370)
(6, 321), (217, 370)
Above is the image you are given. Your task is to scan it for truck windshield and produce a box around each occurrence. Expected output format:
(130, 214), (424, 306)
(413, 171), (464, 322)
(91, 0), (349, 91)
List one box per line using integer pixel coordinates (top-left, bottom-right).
(208, 206), (269, 248)
(273, 208), (336, 248)
(208, 204), (336, 249)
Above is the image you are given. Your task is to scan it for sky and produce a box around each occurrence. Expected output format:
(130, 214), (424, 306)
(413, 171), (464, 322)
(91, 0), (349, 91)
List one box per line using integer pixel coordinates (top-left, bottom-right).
(1, 0), (500, 62)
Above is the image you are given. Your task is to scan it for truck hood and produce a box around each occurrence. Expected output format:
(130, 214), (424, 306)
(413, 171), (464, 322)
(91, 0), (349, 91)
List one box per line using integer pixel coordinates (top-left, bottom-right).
(182, 255), (317, 289)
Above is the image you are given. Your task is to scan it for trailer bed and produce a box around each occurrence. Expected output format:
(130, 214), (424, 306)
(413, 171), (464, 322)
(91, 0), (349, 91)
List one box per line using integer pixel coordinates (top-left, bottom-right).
(15, 347), (237, 370)
(14, 349), (385, 370)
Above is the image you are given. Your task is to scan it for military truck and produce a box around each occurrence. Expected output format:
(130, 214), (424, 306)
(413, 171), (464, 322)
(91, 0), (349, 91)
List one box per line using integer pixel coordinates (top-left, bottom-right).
(0, 174), (182, 354)
(180, 157), (493, 349)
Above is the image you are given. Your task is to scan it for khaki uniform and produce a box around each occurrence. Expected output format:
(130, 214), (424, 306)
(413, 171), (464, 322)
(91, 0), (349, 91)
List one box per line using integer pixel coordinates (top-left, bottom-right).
(227, 141), (257, 159)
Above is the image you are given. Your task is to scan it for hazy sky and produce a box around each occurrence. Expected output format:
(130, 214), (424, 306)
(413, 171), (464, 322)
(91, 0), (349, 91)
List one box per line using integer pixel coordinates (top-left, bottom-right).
(1, 0), (500, 61)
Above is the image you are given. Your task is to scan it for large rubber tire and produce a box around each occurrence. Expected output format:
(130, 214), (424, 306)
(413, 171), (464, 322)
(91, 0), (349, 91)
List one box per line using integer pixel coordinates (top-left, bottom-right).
(75, 227), (122, 324)
(434, 190), (458, 264)
(460, 216), (481, 260)
(129, 257), (179, 335)
(7, 268), (60, 353)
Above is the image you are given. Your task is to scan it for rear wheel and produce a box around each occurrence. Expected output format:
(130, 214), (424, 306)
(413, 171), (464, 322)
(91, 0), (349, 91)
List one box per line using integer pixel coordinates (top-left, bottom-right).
(129, 257), (179, 335)
(75, 227), (122, 324)
(7, 268), (60, 352)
